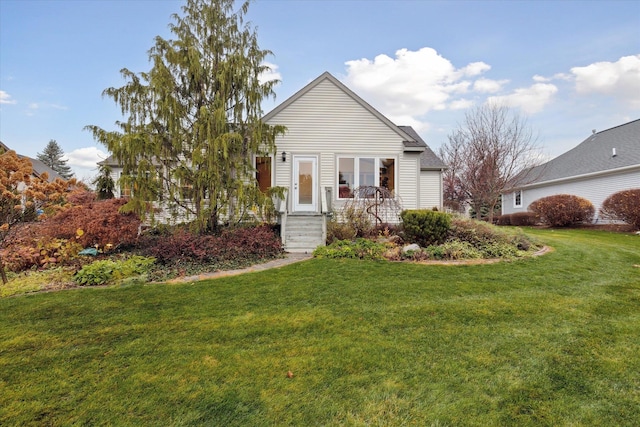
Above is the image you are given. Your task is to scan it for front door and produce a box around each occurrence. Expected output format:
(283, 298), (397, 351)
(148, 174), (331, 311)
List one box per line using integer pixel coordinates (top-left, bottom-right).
(293, 156), (317, 212)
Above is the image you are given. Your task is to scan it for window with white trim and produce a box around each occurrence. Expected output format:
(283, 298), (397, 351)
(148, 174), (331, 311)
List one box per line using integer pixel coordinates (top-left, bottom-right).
(514, 190), (522, 208)
(337, 156), (396, 199)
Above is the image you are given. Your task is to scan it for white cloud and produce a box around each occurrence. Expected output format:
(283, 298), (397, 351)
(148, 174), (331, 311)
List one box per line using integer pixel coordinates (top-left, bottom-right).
(473, 78), (508, 93)
(0, 90), (16, 105)
(344, 47), (492, 119)
(570, 54), (640, 108)
(259, 62), (282, 85)
(65, 146), (109, 183)
(28, 102), (67, 111)
(486, 83), (558, 114)
(449, 99), (474, 110)
(25, 101), (69, 116)
(533, 73), (571, 83)
(459, 62), (491, 77)
(66, 146), (108, 169)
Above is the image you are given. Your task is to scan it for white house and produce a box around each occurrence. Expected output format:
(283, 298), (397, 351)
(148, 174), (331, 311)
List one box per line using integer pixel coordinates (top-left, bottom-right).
(261, 72), (445, 251)
(501, 119), (640, 221)
(100, 72), (446, 251)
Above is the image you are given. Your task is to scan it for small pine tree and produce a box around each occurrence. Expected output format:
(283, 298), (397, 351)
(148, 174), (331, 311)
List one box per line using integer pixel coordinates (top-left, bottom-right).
(92, 164), (115, 200)
(37, 139), (74, 179)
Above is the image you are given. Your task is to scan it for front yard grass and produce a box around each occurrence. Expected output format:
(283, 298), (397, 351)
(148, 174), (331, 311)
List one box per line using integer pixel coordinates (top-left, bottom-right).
(1, 228), (639, 425)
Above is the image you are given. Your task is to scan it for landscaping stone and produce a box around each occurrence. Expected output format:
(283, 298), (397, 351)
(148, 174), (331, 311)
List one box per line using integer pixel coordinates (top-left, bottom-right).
(402, 243), (421, 253)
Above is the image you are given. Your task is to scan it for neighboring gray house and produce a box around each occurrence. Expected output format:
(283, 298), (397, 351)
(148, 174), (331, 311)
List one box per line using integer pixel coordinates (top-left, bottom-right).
(101, 72), (446, 252)
(502, 119), (640, 221)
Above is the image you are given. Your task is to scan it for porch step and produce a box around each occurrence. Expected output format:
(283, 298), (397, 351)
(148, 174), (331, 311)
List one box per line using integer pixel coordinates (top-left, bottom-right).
(284, 215), (325, 253)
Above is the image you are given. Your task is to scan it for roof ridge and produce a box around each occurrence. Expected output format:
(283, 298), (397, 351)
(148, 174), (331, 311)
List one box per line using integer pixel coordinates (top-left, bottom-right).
(595, 118), (640, 135)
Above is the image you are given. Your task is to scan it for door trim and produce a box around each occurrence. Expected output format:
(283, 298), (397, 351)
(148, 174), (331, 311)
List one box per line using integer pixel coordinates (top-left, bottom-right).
(292, 155), (318, 212)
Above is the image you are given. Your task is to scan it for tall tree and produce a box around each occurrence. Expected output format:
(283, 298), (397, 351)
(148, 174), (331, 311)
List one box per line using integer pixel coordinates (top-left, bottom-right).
(439, 103), (542, 222)
(86, 0), (285, 234)
(37, 139), (74, 179)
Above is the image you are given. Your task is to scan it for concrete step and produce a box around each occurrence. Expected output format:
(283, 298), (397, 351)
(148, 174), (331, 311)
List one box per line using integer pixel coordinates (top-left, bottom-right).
(283, 215), (325, 253)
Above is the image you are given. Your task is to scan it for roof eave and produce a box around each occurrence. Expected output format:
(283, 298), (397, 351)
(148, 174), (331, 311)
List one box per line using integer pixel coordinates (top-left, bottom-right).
(505, 163), (640, 192)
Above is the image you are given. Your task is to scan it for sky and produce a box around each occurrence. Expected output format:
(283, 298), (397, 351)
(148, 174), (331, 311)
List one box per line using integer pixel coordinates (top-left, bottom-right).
(1, 0), (639, 182)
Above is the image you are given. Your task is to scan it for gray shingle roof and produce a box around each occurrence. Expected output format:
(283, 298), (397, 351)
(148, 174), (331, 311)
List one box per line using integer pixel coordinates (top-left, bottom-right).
(398, 126), (447, 170)
(519, 118), (640, 187)
(26, 157), (63, 182)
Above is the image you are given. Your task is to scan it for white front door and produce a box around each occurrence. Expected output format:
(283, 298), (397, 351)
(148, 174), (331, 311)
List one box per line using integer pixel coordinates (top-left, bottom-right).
(293, 156), (317, 212)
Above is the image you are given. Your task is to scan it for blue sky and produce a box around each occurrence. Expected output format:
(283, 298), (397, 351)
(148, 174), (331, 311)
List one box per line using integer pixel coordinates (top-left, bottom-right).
(1, 0), (639, 181)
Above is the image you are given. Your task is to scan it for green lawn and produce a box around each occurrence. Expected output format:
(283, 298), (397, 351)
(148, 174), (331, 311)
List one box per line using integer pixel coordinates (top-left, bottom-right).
(1, 228), (639, 426)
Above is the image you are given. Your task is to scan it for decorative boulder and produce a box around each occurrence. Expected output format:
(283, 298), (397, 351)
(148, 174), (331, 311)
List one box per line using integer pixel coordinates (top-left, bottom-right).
(402, 243), (421, 253)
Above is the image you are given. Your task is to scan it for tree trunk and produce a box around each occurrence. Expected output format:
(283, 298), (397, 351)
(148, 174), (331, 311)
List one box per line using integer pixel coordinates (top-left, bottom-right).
(0, 255), (8, 285)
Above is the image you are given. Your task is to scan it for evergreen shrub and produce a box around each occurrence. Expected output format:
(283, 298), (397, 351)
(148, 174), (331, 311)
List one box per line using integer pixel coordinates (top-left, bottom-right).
(400, 209), (451, 246)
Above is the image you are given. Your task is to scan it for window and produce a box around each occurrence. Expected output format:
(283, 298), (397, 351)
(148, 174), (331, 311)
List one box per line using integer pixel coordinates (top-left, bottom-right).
(338, 158), (355, 198)
(514, 190), (522, 208)
(379, 158), (395, 192)
(337, 156), (396, 199)
(255, 156), (272, 193)
(120, 172), (131, 198)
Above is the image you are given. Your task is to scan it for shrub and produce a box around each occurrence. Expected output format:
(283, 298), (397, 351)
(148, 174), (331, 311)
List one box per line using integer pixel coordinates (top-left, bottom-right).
(313, 238), (387, 260)
(0, 223), (86, 272)
(400, 210), (451, 246)
(510, 212), (538, 226)
(600, 189), (640, 230)
(137, 225), (282, 265)
(528, 194), (595, 227)
(449, 216), (539, 254)
(41, 198), (141, 249)
(73, 255), (155, 286)
(326, 206), (374, 244)
(424, 241), (483, 260)
(495, 215), (512, 226)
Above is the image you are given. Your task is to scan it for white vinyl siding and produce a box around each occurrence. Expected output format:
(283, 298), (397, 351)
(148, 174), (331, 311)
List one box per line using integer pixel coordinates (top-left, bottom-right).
(266, 79), (417, 210)
(419, 170), (443, 209)
(266, 80), (404, 155)
(501, 168), (640, 221)
(398, 154), (419, 209)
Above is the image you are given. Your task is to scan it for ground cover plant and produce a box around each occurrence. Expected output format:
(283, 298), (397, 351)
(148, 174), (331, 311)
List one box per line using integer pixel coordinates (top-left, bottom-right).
(1, 228), (639, 425)
(318, 214), (542, 262)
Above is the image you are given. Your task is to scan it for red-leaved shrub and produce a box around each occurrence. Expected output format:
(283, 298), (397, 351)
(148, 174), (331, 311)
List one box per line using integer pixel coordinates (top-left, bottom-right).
(510, 212), (538, 226)
(600, 189), (640, 230)
(495, 215), (511, 226)
(42, 198), (141, 249)
(528, 194), (594, 227)
(137, 225), (282, 264)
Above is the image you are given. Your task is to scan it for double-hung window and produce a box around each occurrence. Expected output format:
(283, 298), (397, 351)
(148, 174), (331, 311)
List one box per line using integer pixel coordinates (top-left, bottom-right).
(337, 156), (396, 199)
(514, 190), (522, 208)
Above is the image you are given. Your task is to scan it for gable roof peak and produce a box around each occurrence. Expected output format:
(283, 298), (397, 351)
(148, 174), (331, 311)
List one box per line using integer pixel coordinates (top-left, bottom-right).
(263, 71), (417, 143)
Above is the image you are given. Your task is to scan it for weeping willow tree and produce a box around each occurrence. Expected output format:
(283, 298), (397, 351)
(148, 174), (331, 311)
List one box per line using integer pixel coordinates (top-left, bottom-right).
(86, 0), (285, 233)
